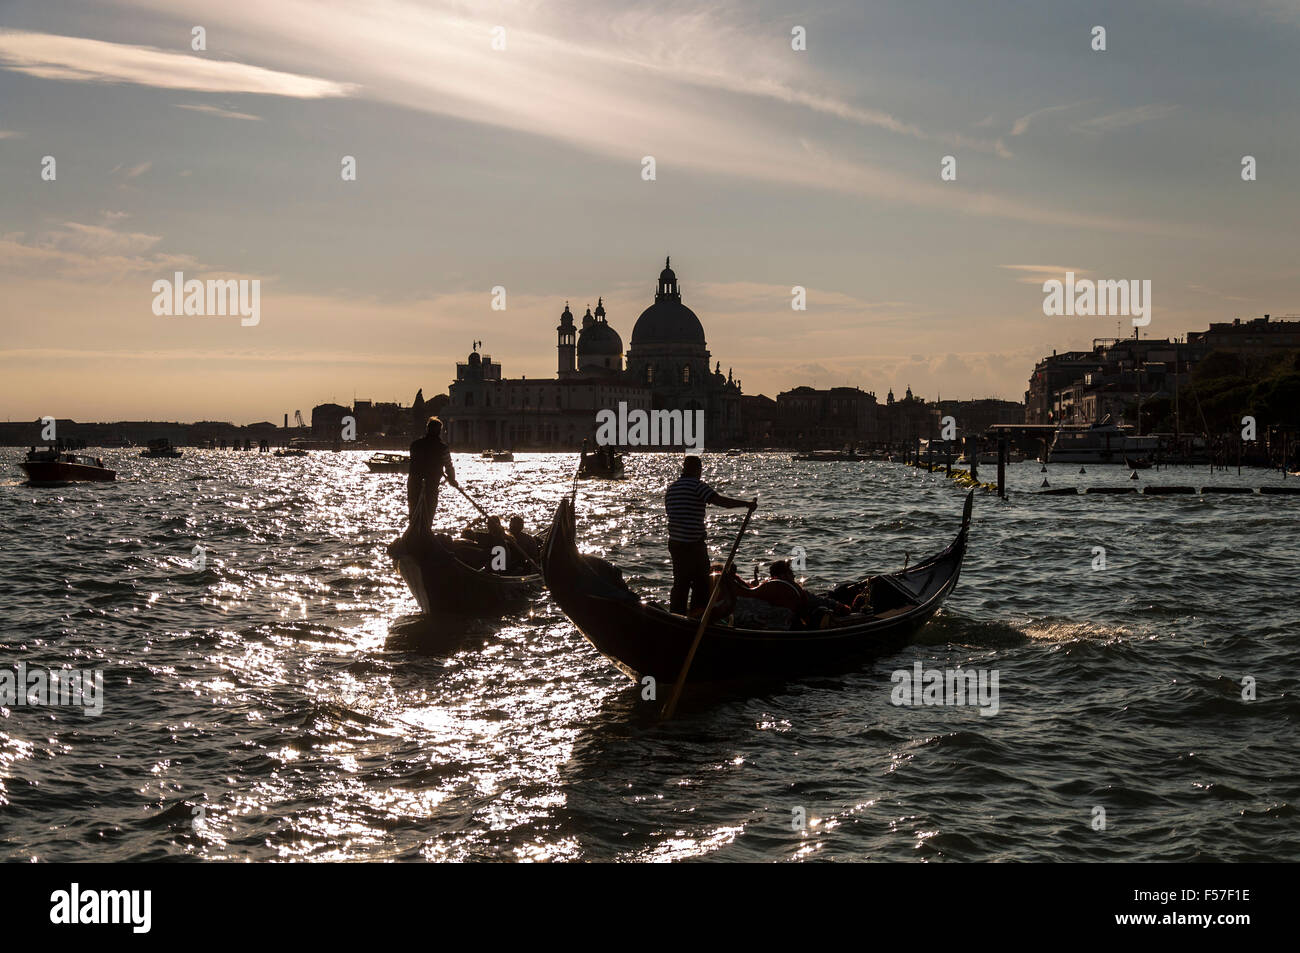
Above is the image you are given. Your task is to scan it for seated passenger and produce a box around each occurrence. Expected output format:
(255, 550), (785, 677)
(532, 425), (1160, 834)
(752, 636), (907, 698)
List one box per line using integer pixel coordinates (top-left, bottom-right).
(508, 516), (540, 563)
(740, 560), (850, 628)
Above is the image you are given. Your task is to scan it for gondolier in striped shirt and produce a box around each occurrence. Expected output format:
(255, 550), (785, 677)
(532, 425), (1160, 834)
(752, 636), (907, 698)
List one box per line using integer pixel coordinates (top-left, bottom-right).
(665, 455), (756, 615)
(408, 417), (458, 533)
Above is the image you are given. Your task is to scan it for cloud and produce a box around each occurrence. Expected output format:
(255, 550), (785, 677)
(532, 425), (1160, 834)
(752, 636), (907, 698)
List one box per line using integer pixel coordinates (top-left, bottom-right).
(0, 31), (357, 98)
(0, 129), (25, 139)
(1073, 104), (1179, 133)
(1000, 264), (1093, 285)
(104, 0), (1172, 232)
(111, 160), (152, 180)
(0, 223), (195, 279)
(174, 103), (263, 121)
(1010, 102), (1084, 136)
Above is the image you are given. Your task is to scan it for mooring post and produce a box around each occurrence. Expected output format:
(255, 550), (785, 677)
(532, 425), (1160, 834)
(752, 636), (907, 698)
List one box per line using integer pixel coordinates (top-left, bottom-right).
(998, 436), (1007, 499)
(946, 441), (952, 476)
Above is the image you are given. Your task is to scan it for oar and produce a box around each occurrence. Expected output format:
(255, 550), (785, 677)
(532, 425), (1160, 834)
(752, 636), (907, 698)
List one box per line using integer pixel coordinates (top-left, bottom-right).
(662, 501), (756, 720)
(452, 481), (542, 574)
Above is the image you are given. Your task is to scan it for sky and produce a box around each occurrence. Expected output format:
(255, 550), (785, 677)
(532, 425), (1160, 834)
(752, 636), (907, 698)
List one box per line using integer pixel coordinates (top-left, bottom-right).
(1, 0), (1298, 424)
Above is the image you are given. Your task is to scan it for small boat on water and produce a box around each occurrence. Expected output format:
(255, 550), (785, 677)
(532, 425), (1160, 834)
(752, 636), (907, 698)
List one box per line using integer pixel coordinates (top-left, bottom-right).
(1044, 418), (1157, 464)
(792, 449), (866, 462)
(541, 490), (972, 687)
(388, 531), (542, 614)
(366, 452), (410, 473)
(1125, 455), (1153, 470)
(274, 448), (309, 458)
(492, 451), (515, 462)
(725, 449), (743, 457)
(578, 449), (625, 479)
(21, 448), (115, 484)
(140, 438), (182, 459)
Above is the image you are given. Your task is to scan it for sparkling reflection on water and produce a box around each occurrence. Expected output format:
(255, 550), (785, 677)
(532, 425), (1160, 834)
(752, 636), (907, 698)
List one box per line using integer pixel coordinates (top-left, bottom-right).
(1, 449), (1297, 861)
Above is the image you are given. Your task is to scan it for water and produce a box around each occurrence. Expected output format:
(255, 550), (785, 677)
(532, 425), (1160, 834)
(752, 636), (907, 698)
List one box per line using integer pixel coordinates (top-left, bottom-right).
(1, 449), (1296, 862)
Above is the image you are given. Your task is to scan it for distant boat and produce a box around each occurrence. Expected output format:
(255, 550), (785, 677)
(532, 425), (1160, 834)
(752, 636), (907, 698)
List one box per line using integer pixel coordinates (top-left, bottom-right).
(140, 438), (182, 459)
(578, 450), (625, 479)
(366, 452), (410, 473)
(1125, 455), (1153, 470)
(1045, 418), (1157, 464)
(492, 451), (515, 462)
(21, 447), (115, 484)
(274, 448), (309, 457)
(725, 449), (742, 456)
(792, 449), (865, 462)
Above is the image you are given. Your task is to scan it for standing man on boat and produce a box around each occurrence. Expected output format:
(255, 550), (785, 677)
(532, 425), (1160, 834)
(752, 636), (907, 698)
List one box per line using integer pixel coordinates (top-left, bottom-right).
(665, 455), (756, 615)
(408, 417), (457, 534)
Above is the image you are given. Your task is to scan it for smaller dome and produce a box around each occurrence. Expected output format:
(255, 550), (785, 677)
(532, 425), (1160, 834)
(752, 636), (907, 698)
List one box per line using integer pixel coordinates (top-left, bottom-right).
(468, 349), (481, 365)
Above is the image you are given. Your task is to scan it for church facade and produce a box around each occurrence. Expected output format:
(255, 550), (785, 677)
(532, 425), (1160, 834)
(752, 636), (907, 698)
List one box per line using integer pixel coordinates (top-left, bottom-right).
(445, 259), (743, 451)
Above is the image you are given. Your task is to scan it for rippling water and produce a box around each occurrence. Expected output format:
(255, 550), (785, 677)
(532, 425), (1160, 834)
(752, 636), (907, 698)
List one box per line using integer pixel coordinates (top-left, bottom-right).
(1, 448), (1297, 862)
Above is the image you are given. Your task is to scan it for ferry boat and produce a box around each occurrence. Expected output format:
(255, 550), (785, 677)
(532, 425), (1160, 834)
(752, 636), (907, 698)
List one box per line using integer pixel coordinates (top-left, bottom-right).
(1044, 418), (1158, 464)
(21, 447), (116, 484)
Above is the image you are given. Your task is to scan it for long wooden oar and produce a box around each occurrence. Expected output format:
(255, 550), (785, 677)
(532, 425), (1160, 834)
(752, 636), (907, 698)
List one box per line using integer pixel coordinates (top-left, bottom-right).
(662, 502), (756, 720)
(452, 481), (542, 574)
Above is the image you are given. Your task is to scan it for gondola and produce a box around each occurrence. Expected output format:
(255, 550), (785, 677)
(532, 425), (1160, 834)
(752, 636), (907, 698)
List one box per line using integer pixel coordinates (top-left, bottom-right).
(577, 452), (625, 480)
(388, 530), (541, 614)
(542, 490), (972, 686)
(1125, 455), (1153, 470)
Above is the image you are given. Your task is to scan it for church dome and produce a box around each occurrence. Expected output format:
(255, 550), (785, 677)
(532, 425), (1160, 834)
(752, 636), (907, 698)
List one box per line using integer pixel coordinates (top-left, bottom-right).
(578, 301), (623, 356)
(631, 257), (706, 347)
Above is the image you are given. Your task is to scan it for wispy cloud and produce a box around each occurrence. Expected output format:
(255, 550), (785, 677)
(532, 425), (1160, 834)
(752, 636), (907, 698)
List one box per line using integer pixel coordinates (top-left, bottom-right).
(0, 129), (25, 139)
(1000, 264), (1093, 285)
(1073, 104), (1179, 133)
(111, 160), (152, 180)
(1011, 102), (1084, 136)
(0, 31), (357, 98)
(174, 103), (263, 121)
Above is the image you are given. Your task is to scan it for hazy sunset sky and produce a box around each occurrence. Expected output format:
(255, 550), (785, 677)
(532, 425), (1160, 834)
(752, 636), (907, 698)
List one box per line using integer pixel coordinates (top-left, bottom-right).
(2, 0), (1298, 423)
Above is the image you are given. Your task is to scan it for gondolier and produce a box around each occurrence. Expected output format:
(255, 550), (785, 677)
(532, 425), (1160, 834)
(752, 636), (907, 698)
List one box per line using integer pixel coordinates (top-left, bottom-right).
(408, 417), (457, 533)
(664, 455), (756, 615)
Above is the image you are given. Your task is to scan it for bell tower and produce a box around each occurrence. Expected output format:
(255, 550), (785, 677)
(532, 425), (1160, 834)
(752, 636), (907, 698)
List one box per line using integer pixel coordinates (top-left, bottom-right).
(557, 302), (576, 377)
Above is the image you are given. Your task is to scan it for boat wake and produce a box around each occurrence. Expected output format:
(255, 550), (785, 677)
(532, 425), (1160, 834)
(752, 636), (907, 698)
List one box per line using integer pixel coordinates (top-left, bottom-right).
(915, 612), (1136, 648)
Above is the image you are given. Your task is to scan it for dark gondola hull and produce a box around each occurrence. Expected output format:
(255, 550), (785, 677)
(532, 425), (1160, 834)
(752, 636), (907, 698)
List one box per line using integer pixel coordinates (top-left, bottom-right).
(542, 492), (972, 685)
(389, 532), (541, 615)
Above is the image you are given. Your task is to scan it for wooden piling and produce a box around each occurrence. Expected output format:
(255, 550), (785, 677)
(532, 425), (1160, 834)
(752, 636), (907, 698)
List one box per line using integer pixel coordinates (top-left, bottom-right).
(997, 436), (1007, 499)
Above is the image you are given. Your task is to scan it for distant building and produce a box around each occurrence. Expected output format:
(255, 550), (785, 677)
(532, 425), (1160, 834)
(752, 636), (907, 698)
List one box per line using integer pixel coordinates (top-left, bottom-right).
(1187, 315), (1300, 368)
(311, 403), (349, 436)
(445, 258), (744, 450)
(740, 394), (779, 447)
(775, 386), (878, 447)
(877, 387), (939, 446)
(934, 398), (1025, 436)
(1025, 351), (1104, 424)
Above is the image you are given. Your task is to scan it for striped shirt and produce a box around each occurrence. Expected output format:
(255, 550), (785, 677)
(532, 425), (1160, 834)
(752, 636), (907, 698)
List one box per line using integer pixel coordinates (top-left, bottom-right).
(665, 475), (714, 543)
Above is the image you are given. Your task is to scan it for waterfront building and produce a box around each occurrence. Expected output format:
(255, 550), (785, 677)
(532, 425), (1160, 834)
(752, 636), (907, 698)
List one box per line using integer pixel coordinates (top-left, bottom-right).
(445, 259), (743, 450)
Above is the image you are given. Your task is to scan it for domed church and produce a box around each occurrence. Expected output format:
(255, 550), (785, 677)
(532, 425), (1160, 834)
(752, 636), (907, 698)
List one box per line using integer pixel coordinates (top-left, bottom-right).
(449, 258), (743, 450)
